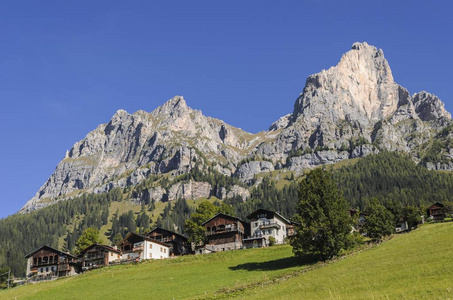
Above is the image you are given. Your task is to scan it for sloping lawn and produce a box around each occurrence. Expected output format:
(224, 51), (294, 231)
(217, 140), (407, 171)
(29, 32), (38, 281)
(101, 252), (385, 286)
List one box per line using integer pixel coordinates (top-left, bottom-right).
(230, 222), (453, 299)
(0, 244), (311, 300)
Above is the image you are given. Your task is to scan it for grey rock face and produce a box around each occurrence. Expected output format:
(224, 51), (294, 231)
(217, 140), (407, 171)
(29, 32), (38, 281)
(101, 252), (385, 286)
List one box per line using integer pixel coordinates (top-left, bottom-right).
(412, 91), (451, 121)
(287, 150), (350, 173)
(235, 161), (275, 181)
(168, 180), (211, 201)
(269, 114), (291, 131)
(226, 185), (250, 202)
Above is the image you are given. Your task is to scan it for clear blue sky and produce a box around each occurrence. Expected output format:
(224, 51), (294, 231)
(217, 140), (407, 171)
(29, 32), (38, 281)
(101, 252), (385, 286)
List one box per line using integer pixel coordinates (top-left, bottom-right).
(0, 1), (452, 218)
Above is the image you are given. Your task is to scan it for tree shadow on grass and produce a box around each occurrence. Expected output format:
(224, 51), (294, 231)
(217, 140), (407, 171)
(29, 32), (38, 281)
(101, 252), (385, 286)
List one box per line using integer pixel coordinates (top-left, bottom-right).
(229, 253), (321, 272)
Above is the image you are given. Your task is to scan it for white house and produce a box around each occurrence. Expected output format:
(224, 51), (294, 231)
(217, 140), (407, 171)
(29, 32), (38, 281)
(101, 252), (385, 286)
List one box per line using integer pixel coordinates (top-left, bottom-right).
(246, 209), (292, 245)
(120, 232), (171, 261)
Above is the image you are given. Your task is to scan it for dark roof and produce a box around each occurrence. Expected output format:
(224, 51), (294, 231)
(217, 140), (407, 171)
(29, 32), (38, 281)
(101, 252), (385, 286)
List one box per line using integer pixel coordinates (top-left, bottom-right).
(246, 209), (291, 224)
(146, 227), (188, 241)
(78, 243), (121, 256)
(202, 213), (245, 226)
(25, 245), (77, 259)
(121, 232), (172, 248)
(428, 202), (445, 209)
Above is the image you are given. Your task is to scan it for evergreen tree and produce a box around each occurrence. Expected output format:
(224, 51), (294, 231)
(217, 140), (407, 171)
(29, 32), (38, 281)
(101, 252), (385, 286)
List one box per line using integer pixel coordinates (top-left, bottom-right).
(112, 233), (123, 246)
(290, 168), (352, 260)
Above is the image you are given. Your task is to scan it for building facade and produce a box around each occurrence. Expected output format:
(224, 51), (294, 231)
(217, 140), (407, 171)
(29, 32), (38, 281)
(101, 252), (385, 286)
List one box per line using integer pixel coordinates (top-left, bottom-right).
(246, 209), (292, 245)
(120, 232), (171, 261)
(25, 245), (78, 278)
(203, 213), (246, 252)
(427, 202), (445, 221)
(79, 244), (121, 271)
(145, 227), (191, 256)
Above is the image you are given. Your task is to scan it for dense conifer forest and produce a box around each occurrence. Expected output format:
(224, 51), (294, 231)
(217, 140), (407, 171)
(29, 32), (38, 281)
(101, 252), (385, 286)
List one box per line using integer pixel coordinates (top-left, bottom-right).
(1, 152), (453, 277)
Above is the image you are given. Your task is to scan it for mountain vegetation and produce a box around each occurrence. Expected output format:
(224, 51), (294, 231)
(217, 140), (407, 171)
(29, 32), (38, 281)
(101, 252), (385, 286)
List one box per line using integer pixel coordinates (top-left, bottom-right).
(332, 151), (453, 215)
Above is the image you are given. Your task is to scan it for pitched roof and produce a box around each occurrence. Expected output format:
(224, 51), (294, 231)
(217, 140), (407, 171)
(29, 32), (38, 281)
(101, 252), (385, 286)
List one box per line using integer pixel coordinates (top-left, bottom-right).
(25, 245), (77, 259)
(146, 227), (188, 241)
(201, 213), (245, 226)
(428, 202), (445, 209)
(121, 232), (172, 248)
(246, 208), (291, 224)
(78, 243), (121, 256)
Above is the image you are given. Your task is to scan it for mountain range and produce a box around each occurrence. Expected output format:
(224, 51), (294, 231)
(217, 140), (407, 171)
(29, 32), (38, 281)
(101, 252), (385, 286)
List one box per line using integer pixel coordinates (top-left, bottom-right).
(21, 42), (453, 213)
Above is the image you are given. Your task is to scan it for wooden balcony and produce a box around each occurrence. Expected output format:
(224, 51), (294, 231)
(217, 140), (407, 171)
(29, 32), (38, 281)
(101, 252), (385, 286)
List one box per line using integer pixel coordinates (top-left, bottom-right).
(259, 222), (281, 230)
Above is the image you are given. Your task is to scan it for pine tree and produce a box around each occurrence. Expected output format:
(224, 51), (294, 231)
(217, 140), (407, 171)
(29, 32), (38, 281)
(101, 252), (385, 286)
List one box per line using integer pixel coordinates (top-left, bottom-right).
(290, 168), (352, 260)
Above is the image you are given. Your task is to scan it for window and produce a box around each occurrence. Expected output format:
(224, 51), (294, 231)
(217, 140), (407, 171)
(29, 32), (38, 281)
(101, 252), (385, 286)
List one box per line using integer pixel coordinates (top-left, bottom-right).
(51, 267), (54, 271)
(164, 248), (167, 253)
(40, 268), (43, 272)
(150, 244), (152, 249)
(111, 252), (113, 256)
(46, 267), (48, 272)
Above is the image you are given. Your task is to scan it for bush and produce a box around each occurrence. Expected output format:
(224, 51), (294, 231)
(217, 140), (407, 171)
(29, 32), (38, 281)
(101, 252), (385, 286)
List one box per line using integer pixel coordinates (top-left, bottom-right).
(268, 236), (276, 246)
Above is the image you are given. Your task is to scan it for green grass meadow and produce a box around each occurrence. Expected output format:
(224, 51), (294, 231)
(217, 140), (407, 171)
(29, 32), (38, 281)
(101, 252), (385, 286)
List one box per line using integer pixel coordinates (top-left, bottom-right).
(1, 222), (452, 300)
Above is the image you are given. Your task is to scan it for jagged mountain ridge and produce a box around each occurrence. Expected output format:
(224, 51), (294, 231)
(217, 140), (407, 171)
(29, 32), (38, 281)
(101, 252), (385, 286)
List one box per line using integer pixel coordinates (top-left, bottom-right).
(21, 42), (453, 212)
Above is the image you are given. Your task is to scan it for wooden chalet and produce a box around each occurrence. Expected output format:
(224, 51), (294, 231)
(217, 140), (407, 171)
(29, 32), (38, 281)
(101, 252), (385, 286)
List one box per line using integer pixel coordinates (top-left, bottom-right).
(145, 227), (191, 256)
(246, 209), (292, 246)
(78, 243), (121, 271)
(25, 245), (78, 278)
(120, 232), (171, 261)
(202, 213), (246, 252)
(427, 202), (445, 221)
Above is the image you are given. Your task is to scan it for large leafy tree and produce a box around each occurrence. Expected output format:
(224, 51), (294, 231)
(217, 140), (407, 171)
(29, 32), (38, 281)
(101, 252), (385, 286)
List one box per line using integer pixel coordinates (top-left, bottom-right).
(364, 199), (395, 240)
(75, 227), (102, 254)
(185, 201), (233, 244)
(290, 168), (352, 260)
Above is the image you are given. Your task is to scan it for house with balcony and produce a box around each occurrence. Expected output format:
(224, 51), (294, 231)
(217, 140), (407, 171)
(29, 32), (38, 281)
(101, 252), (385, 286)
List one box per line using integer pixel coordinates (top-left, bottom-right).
(25, 245), (79, 279)
(120, 232), (171, 261)
(78, 243), (121, 271)
(145, 227), (191, 256)
(427, 202), (445, 221)
(202, 213), (246, 252)
(245, 209), (292, 246)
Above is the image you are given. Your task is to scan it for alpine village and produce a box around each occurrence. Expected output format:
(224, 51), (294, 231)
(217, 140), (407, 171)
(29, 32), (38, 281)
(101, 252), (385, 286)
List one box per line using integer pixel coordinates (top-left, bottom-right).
(2, 42), (453, 299)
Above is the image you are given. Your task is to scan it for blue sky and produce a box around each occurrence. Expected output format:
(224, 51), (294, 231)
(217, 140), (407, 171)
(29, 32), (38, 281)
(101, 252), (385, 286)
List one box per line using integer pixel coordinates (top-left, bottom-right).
(0, 1), (452, 218)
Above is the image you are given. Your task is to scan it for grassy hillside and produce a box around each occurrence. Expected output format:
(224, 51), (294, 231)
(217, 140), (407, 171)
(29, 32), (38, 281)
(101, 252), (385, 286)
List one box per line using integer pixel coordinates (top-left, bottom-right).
(1, 222), (453, 300)
(230, 222), (453, 299)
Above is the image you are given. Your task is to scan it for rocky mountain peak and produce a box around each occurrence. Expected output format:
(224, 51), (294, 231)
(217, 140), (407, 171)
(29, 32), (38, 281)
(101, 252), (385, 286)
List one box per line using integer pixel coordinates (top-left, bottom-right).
(19, 43), (453, 214)
(412, 91), (451, 121)
(151, 95), (190, 118)
(291, 42), (399, 126)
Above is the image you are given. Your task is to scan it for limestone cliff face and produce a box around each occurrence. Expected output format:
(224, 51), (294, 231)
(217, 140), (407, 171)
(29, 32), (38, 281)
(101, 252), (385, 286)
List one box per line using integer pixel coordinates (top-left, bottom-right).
(255, 42), (452, 172)
(21, 42), (453, 212)
(21, 96), (270, 212)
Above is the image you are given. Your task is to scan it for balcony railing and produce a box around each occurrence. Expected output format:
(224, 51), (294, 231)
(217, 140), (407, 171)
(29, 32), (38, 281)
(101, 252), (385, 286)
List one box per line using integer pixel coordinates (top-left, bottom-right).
(259, 222), (281, 230)
(57, 264), (71, 272)
(84, 254), (106, 261)
(205, 228), (243, 236)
